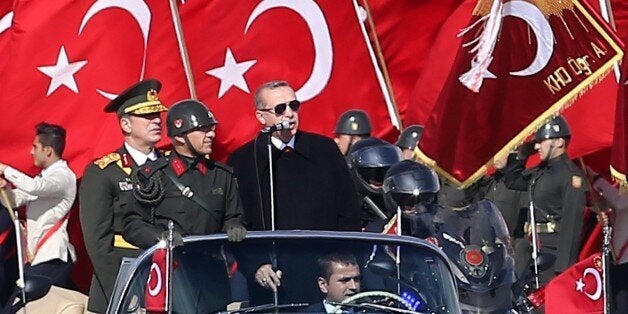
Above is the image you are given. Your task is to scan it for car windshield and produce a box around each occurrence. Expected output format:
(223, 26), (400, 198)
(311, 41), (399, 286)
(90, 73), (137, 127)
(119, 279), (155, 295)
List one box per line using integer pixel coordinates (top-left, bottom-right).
(110, 231), (459, 314)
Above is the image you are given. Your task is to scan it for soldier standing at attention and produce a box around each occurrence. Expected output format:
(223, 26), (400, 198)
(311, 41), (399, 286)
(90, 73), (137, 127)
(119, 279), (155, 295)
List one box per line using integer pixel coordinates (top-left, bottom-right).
(503, 115), (587, 284)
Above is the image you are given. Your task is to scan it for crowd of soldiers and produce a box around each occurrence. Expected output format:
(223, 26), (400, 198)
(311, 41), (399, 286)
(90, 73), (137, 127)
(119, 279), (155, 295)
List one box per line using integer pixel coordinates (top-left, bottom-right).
(1, 78), (625, 313)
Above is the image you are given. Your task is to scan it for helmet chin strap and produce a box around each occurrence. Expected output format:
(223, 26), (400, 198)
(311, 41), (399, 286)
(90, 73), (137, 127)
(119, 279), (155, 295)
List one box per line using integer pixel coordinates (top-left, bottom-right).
(542, 138), (558, 164)
(183, 134), (202, 158)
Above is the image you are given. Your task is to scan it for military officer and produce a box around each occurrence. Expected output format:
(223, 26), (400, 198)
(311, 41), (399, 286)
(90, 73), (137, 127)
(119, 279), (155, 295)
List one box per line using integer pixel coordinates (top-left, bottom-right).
(79, 79), (168, 313)
(503, 115), (587, 284)
(122, 99), (246, 249)
(333, 109), (372, 156)
(395, 124), (424, 160)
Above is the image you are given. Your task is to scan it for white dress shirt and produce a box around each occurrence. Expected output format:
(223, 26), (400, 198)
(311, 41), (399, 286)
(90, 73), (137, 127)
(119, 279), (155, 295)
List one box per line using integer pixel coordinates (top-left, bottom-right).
(2, 159), (77, 265)
(270, 136), (295, 150)
(124, 142), (158, 166)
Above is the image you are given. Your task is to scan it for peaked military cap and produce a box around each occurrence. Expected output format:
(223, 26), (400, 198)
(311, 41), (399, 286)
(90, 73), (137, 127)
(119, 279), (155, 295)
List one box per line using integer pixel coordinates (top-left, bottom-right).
(104, 79), (168, 117)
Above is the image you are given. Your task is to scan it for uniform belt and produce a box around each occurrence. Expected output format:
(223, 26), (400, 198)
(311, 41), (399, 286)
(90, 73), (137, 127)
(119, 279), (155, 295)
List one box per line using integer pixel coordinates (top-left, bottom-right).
(113, 234), (139, 250)
(524, 221), (559, 234)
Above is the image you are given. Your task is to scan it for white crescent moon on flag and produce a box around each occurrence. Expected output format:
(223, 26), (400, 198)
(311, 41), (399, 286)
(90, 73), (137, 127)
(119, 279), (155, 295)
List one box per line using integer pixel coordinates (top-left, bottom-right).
(583, 268), (602, 301)
(0, 11), (12, 34)
(78, 0), (151, 99)
(245, 0), (333, 102)
(147, 262), (162, 297)
(502, 0), (554, 76)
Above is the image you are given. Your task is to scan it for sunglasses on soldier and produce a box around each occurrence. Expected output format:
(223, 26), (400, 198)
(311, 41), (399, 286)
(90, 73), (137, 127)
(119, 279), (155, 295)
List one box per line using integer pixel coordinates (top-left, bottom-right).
(259, 100), (301, 115)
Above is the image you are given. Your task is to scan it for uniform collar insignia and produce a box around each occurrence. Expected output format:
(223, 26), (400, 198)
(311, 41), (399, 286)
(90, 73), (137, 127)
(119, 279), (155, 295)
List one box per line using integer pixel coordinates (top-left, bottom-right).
(121, 153), (132, 168)
(171, 157), (186, 177)
(197, 161), (207, 174)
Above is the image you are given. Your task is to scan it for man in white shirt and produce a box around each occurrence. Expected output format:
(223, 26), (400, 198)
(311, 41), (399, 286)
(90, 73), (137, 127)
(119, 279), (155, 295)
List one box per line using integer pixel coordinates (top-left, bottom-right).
(0, 122), (76, 289)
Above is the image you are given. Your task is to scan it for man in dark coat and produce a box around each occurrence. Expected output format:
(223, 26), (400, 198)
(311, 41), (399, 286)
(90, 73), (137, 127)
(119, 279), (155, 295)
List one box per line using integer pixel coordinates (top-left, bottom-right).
(79, 79), (168, 313)
(227, 80), (360, 301)
(122, 99), (246, 248)
(227, 80), (360, 233)
(503, 116), (587, 284)
(123, 99), (246, 314)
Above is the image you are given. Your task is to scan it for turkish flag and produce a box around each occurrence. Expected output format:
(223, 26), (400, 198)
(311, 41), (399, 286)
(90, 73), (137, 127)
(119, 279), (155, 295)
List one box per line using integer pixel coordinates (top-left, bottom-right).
(610, 36), (627, 189)
(406, 0), (620, 166)
(545, 253), (605, 313)
(177, 0), (396, 161)
(0, 0), (190, 292)
(361, 0), (464, 126)
(414, 0), (623, 186)
(0, 0), (189, 178)
(145, 247), (170, 313)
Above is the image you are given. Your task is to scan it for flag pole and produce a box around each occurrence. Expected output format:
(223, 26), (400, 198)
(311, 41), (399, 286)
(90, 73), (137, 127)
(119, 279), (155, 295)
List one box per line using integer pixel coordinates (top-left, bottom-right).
(168, 0), (198, 99)
(598, 0), (620, 82)
(355, 0), (402, 130)
(1, 188), (27, 311)
(578, 158), (612, 314)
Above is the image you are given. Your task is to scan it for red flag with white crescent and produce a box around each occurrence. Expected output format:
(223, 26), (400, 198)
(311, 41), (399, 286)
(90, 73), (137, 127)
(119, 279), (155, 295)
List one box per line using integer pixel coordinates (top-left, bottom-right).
(414, 0), (623, 187)
(610, 37), (628, 190)
(545, 253), (604, 313)
(177, 0), (397, 161)
(145, 247), (169, 313)
(0, 0), (189, 178)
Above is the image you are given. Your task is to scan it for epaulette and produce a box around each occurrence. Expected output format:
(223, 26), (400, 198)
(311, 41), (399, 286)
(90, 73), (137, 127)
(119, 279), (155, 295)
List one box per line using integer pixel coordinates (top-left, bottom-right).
(210, 160), (234, 174)
(94, 152), (121, 169)
(137, 157), (169, 178)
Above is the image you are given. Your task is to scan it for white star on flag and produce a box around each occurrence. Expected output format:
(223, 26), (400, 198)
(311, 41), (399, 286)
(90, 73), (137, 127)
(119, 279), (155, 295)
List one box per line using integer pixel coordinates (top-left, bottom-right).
(575, 277), (585, 292)
(206, 48), (256, 98)
(37, 46), (87, 96)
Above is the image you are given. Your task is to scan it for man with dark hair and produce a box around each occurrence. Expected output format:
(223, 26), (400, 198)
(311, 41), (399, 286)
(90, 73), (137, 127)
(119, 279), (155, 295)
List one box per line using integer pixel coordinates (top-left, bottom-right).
(303, 253), (361, 313)
(227, 80), (360, 291)
(0, 122), (76, 289)
(79, 79), (168, 312)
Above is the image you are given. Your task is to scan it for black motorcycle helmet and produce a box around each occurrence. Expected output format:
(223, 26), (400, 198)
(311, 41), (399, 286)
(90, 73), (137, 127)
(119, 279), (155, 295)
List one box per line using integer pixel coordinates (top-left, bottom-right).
(534, 115), (571, 142)
(382, 160), (440, 211)
(167, 99), (218, 137)
(348, 138), (402, 196)
(395, 125), (424, 150)
(334, 109), (372, 136)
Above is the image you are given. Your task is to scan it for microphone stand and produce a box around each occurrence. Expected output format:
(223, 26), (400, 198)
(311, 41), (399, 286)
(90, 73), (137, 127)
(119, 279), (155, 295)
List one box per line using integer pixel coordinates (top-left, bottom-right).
(1, 189), (27, 312)
(265, 131), (279, 313)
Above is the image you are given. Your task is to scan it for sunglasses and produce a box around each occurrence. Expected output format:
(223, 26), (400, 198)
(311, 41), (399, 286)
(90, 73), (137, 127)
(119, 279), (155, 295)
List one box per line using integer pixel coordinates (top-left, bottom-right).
(259, 100), (301, 115)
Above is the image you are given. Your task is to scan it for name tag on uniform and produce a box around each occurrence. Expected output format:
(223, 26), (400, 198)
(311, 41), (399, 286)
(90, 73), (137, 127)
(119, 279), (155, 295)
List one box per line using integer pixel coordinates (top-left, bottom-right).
(119, 181), (133, 191)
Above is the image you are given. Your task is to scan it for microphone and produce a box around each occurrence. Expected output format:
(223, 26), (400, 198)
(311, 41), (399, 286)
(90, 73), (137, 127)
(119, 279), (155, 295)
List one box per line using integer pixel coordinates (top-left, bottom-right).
(262, 121), (294, 133)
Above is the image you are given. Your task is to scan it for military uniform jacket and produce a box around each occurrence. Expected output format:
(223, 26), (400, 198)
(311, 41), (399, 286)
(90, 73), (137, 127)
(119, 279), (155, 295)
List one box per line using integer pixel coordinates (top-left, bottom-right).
(503, 153), (587, 271)
(227, 131), (361, 231)
(122, 151), (245, 249)
(79, 146), (142, 313)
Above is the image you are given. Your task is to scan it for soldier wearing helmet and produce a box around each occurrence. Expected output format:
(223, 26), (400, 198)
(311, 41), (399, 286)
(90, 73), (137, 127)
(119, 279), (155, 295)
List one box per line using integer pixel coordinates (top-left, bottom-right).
(395, 124), (424, 160)
(503, 115), (587, 284)
(347, 137), (403, 228)
(381, 160), (444, 238)
(122, 99), (246, 250)
(333, 109), (372, 156)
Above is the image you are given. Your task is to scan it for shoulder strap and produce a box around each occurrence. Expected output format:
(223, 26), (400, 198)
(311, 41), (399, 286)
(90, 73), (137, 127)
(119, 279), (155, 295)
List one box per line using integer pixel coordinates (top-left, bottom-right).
(161, 167), (220, 222)
(33, 212), (70, 257)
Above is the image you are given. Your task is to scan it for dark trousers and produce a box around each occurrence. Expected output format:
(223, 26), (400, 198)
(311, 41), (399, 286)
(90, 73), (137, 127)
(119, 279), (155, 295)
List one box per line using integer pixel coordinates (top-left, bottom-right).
(25, 259), (74, 290)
